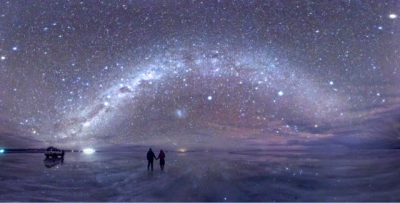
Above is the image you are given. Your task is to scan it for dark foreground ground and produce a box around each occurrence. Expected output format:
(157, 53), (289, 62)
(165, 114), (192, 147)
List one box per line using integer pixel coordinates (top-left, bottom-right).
(0, 147), (399, 201)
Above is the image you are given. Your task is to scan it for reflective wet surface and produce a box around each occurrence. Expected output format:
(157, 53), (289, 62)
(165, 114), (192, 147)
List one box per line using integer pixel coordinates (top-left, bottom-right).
(0, 148), (399, 201)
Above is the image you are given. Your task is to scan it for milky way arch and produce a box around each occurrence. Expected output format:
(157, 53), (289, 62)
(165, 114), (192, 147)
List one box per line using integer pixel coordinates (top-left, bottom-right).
(49, 42), (352, 147)
(1, 1), (399, 149)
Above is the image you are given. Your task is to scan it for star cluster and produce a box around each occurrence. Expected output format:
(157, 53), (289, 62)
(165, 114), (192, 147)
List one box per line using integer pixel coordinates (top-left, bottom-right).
(0, 0), (399, 149)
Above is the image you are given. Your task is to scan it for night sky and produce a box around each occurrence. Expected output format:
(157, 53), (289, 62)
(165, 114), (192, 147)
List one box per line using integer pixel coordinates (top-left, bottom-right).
(1, 0), (400, 150)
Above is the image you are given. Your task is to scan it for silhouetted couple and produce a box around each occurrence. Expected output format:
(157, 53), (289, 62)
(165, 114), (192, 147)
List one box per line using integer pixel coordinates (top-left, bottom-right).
(146, 148), (166, 171)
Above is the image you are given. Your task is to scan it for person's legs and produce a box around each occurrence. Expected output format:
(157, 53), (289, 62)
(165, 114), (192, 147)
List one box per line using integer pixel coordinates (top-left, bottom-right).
(160, 160), (165, 171)
(147, 160), (150, 171)
(150, 160), (154, 171)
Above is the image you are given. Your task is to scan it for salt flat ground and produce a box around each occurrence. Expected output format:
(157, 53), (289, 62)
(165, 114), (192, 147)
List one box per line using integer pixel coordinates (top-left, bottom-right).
(0, 147), (399, 201)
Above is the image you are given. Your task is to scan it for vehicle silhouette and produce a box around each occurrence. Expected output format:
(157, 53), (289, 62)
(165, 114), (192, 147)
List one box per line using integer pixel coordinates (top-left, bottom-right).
(44, 146), (65, 159)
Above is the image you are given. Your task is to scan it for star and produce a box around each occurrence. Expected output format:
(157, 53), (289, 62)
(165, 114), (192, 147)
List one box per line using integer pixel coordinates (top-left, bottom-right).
(175, 109), (187, 119)
(0, 1), (399, 201)
(389, 13), (397, 19)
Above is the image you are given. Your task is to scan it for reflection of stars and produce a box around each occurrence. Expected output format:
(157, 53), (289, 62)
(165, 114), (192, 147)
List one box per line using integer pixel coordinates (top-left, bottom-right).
(389, 13), (397, 19)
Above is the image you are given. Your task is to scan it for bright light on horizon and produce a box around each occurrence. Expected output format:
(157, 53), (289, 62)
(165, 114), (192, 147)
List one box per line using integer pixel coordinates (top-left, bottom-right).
(83, 148), (95, 154)
(178, 148), (187, 153)
(0, 149), (4, 154)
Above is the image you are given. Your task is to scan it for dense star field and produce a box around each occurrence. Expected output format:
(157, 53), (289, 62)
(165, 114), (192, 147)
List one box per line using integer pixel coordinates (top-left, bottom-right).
(0, 0), (400, 201)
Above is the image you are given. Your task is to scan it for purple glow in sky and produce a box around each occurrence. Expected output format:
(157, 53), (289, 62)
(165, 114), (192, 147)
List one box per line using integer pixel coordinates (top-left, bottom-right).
(0, 1), (400, 201)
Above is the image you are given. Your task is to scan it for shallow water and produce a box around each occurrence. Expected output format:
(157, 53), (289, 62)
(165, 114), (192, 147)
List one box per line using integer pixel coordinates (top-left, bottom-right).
(0, 148), (399, 201)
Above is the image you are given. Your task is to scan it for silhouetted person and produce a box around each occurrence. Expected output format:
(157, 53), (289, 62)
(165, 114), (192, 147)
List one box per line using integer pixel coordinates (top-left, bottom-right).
(146, 148), (156, 171)
(157, 150), (166, 171)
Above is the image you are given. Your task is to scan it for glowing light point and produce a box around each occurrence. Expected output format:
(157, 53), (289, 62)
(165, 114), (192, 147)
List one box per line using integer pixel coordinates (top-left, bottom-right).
(389, 13), (397, 19)
(12, 46), (18, 51)
(329, 81), (334, 85)
(178, 148), (187, 153)
(0, 56), (6, 61)
(104, 101), (110, 106)
(175, 109), (187, 119)
(83, 148), (95, 154)
(207, 96), (213, 101)
(83, 121), (91, 127)
(278, 91), (284, 96)
(0, 149), (4, 154)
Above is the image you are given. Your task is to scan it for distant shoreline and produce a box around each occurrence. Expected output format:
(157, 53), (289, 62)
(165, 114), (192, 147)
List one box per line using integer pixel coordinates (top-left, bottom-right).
(1, 149), (75, 153)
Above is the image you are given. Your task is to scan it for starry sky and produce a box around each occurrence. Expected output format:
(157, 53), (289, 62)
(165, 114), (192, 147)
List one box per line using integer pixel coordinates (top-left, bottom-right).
(0, 0), (399, 149)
